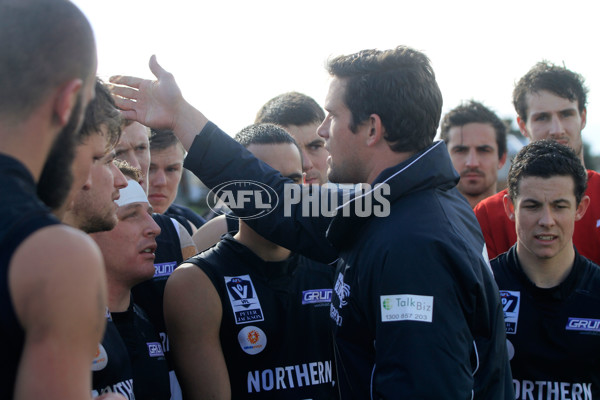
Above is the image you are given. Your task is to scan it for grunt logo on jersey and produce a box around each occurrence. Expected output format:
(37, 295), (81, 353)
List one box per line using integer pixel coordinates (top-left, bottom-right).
(302, 289), (332, 305)
(153, 261), (177, 278)
(225, 275), (265, 324)
(566, 318), (600, 333)
(500, 290), (520, 334)
(147, 342), (165, 357)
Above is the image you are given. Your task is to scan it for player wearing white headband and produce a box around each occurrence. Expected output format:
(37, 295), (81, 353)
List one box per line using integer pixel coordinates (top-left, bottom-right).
(91, 179), (171, 400)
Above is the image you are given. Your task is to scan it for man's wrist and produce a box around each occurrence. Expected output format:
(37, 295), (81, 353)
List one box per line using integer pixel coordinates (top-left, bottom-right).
(172, 100), (209, 151)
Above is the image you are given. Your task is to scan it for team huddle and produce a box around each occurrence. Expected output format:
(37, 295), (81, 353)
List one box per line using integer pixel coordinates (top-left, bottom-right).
(1, 1), (599, 400)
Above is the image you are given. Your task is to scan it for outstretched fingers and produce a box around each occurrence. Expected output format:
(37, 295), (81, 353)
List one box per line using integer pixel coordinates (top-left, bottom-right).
(109, 74), (144, 89)
(109, 84), (140, 102)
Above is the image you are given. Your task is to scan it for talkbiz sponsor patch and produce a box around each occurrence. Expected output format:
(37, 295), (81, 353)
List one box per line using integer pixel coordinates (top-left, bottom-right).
(380, 294), (433, 323)
(302, 289), (332, 305)
(500, 290), (520, 334)
(225, 275), (264, 324)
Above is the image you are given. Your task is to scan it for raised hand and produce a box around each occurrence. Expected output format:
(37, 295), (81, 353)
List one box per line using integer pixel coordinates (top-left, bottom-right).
(110, 55), (208, 150)
(110, 55), (182, 130)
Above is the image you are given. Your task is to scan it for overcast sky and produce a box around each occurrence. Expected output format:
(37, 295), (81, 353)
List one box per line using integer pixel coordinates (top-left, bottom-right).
(73, 0), (600, 153)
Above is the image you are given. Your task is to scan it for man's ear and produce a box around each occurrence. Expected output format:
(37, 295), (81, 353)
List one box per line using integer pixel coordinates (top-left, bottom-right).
(53, 78), (83, 126)
(498, 150), (508, 170)
(575, 195), (590, 221)
(503, 194), (515, 221)
(365, 113), (384, 147)
(517, 116), (530, 140)
(580, 107), (587, 131)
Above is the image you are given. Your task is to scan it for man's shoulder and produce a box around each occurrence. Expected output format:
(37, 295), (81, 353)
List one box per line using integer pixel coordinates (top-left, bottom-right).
(586, 169), (600, 188)
(474, 189), (508, 215)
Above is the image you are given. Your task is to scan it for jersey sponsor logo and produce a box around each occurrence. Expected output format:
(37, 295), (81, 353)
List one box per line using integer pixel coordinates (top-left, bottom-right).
(247, 360), (333, 393)
(500, 290), (520, 334)
(333, 273), (350, 308)
(566, 318), (600, 333)
(238, 326), (267, 355)
(225, 275), (265, 324)
(513, 379), (592, 400)
(92, 378), (135, 399)
(153, 261), (177, 278)
(147, 342), (165, 357)
(302, 289), (332, 305)
(91, 343), (108, 371)
(380, 294), (434, 323)
(331, 273), (349, 327)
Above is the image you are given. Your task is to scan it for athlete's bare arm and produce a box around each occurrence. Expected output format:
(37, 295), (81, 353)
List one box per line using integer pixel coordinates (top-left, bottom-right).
(9, 225), (125, 400)
(164, 263), (230, 400)
(192, 215), (229, 252)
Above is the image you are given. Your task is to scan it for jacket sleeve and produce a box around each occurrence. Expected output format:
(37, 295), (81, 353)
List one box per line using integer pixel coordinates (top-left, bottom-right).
(183, 122), (339, 264)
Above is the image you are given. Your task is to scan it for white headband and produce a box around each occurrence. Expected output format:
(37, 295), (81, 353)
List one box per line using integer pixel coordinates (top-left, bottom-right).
(115, 179), (148, 207)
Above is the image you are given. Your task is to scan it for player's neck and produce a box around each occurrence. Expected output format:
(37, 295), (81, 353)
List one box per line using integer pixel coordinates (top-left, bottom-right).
(516, 242), (576, 288)
(0, 110), (59, 182)
(106, 279), (132, 313)
(234, 221), (291, 262)
(464, 187), (496, 209)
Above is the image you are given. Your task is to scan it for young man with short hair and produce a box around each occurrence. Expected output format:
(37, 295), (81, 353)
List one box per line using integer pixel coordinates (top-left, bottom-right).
(491, 140), (600, 398)
(475, 62), (600, 264)
(440, 100), (507, 208)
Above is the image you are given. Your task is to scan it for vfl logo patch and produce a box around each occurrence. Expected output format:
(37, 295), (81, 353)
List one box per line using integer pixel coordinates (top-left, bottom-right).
(302, 289), (332, 305)
(225, 275), (264, 324)
(147, 342), (165, 357)
(380, 294), (434, 323)
(500, 291), (520, 334)
(154, 261), (177, 278)
(566, 318), (600, 333)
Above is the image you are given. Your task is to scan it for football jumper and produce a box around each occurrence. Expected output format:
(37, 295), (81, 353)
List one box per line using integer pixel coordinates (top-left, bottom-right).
(491, 246), (600, 400)
(165, 203), (206, 235)
(186, 235), (337, 400)
(0, 155), (60, 399)
(112, 301), (171, 400)
(475, 170), (600, 264)
(92, 310), (135, 399)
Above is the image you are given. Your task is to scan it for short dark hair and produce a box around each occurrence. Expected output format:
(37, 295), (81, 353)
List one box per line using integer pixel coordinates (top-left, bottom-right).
(255, 92), (325, 127)
(440, 100), (507, 158)
(235, 123), (300, 149)
(79, 78), (122, 150)
(149, 129), (185, 154)
(513, 61), (588, 122)
(0, 0), (96, 124)
(508, 140), (587, 204)
(327, 46), (442, 153)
